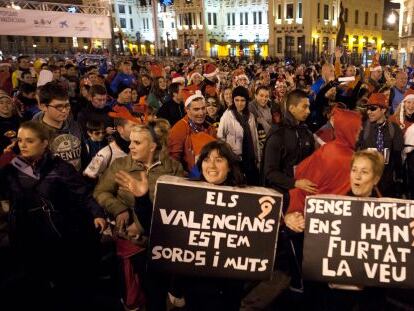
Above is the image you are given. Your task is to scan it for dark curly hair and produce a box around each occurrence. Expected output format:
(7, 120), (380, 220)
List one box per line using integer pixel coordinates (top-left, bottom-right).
(196, 140), (245, 186)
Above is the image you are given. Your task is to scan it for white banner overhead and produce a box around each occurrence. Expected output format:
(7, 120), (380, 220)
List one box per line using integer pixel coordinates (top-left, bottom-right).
(0, 8), (111, 39)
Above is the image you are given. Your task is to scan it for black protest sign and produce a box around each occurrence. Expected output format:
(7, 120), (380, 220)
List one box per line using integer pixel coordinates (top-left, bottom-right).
(303, 195), (414, 288)
(149, 176), (282, 280)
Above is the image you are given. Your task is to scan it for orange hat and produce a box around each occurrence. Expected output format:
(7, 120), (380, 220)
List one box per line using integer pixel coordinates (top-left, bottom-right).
(181, 88), (204, 107)
(366, 93), (388, 108)
(150, 64), (164, 78)
(108, 105), (142, 124)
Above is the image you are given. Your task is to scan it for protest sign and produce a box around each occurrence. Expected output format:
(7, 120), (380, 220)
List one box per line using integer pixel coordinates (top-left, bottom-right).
(149, 176), (282, 280)
(303, 195), (414, 288)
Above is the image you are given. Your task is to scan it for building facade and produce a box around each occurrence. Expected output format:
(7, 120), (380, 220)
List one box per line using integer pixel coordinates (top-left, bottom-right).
(83, 0), (177, 55)
(269, 0), (340, 60)
(398, 0), (414, 65)
(172, 0), (269, 58)
(341, 0), (385, 53)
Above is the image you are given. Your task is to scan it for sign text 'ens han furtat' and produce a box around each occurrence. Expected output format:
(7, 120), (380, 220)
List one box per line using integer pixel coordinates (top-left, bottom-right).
(149, 176), (282, 280)
(303, 195), (414, 288)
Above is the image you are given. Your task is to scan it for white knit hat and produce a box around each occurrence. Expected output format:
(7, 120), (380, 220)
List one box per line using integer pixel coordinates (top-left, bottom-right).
(37, 69), (53, 87)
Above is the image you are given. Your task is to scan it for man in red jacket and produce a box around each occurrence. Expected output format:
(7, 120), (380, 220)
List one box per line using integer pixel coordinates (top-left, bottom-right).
(285, 107), (362, 232)
(168, 88), (216, 173)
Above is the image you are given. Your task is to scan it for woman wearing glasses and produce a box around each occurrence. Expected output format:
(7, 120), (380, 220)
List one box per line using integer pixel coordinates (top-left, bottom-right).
(0, 121), (106, 310)
(33, 82), (84, 171)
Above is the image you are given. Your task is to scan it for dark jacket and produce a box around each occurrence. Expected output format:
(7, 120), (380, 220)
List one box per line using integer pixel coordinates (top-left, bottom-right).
(356, 120), (404, 197)
(309, 80), (335, 132)
(156, 98), (185, 127)
(262, 111), (314, 194)
(0, 152), (103, 246)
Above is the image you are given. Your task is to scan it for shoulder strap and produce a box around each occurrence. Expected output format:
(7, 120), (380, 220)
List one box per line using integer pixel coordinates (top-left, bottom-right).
(363, 121), (371, 141)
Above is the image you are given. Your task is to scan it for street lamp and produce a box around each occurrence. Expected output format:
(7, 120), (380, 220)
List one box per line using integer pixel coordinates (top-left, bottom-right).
(387, 12), (397, 25)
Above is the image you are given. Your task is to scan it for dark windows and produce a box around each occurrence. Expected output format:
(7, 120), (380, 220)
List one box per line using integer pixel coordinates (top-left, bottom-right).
(324, 4), (329, 20)
(286, 4), (294, 19)
(120, 18), (126, 28)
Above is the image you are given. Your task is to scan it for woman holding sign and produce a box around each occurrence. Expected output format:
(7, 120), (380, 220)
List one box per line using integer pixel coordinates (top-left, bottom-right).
(116, 140), (246, 311)
(286, 149), (386, 310)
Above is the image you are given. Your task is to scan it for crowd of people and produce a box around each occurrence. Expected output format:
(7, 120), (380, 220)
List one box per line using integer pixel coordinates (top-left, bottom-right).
(0, 49), (413, 311)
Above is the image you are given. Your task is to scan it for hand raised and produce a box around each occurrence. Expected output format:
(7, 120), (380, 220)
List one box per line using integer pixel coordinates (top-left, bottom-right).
(115, 170), (149, 197)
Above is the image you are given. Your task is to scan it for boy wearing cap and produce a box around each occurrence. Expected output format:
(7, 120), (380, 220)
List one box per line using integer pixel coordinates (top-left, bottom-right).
(168, 88), (216, 173)
(112, 84), (133, 113)
(356, 93), (404, 197)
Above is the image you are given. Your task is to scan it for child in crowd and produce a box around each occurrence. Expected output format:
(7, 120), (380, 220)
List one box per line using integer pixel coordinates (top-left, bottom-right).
(84, 120), (108, 165)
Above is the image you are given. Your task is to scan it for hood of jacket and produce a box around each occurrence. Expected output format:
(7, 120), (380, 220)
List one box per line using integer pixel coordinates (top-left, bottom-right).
(332, 107), (362, 149)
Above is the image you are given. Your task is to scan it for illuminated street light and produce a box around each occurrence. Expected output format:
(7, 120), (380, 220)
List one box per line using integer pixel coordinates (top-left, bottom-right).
(387, 12), (397, 25)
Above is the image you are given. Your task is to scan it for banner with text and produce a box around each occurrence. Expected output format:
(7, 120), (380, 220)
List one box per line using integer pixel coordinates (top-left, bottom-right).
(0, 8), (111, 38)
(149, 176), (283, 280)
(303, 195), (414, 288)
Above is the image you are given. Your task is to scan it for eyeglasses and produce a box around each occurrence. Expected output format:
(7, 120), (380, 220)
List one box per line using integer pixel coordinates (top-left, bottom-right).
(366, 106), (380, 112)
(47, 104), (71, 112)
(207, 101), (218, 106)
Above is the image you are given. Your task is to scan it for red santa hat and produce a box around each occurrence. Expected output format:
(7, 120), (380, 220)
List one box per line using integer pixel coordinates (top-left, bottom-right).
(181, 88), (204, 107)
(171, 73), (185, 84)
(187, 71), (203, 84)
(203, 63), (219, 78)
(398, 89), (414, 129)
